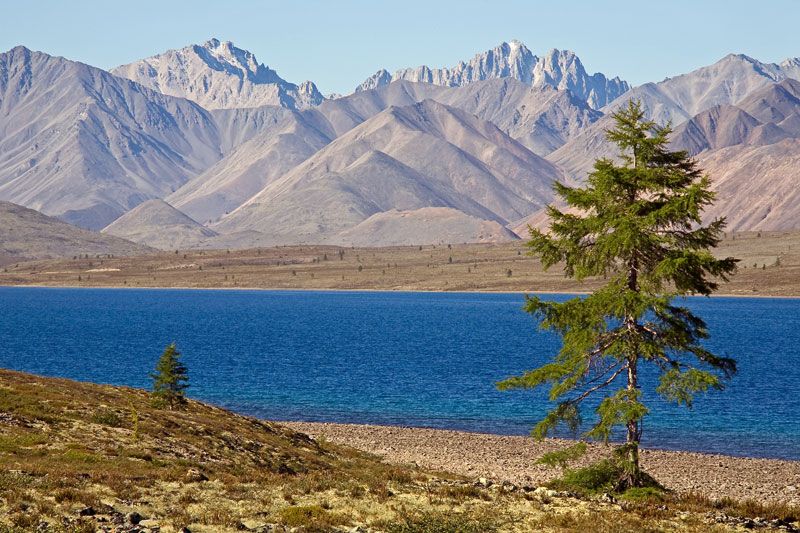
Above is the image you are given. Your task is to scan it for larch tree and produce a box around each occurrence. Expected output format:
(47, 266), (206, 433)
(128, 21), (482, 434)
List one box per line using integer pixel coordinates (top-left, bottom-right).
(151, 343), (189, 409)
(499, 100), (738, 488)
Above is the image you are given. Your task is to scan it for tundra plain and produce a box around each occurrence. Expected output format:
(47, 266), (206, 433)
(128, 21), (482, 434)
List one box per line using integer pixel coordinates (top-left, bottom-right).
(2, 230), (798, 297)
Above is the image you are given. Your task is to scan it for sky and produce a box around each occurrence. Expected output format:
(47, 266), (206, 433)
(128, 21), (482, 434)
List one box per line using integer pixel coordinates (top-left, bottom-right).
(2, 0), (800, 95)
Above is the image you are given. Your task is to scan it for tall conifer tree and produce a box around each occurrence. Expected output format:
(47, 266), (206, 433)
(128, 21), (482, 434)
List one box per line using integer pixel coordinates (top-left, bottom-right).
(499, 100), (738, 487)
(151, 343), (189, 409)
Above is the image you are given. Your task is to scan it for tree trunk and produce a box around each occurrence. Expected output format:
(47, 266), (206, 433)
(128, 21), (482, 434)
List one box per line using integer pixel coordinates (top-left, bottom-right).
(625, 356), (641, 486)
(623, 250), (642, 487)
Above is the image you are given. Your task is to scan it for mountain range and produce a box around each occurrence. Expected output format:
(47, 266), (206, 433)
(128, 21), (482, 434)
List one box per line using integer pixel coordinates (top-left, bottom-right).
(1, 38), (799, 253)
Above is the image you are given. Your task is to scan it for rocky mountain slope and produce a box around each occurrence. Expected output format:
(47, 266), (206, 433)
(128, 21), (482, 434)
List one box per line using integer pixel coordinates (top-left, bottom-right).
(673, 79), (800, 230)
(329, 207), (519, 246)
(548, 55), (800, 182)
(546, 78), (800, 232)
(605, 53), (800, 126)
(111, 38), (324, 110)
(102, 199), (219, 249)
(164, 78), (598, 231)
(0, 201), (151, 264)
(0, 46), (226, 230)
(167, 107), (334, 223)
(214, 100), (566, 244)
(357, 41), (629, 109)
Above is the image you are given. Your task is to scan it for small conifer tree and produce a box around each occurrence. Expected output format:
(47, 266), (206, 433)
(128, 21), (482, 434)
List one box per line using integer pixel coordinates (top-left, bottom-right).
(150, 343), (189, 409)
(499, 100), (738, 488)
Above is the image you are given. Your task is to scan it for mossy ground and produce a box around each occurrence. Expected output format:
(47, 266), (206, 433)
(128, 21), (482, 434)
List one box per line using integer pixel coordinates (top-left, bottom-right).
(0, 369), (794, 532)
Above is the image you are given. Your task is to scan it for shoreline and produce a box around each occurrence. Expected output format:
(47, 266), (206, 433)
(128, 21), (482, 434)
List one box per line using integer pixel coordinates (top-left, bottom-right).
(3, 283), (800, 300)
(284, 421), (800, 505)
(278, 418), (800, 463)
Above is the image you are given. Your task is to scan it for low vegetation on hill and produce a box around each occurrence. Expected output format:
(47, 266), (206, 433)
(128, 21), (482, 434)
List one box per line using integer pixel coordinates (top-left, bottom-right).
(0, 370), (797, 532)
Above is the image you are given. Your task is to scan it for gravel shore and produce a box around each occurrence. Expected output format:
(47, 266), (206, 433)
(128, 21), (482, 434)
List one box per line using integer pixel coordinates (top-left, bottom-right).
(284, 422), (800, 505)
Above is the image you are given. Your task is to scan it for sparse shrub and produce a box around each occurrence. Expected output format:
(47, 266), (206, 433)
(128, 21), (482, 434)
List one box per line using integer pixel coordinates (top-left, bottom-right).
(128, 401), (140, 439)
(90, 409), (123, 427)
(277, 504), (345, 528)
(548, 454), (663, 496)
(198, 504), (237, 527)
(368, 479), (392, 501)
(9, 510), (40, 530)
(0, 388), (58, 423)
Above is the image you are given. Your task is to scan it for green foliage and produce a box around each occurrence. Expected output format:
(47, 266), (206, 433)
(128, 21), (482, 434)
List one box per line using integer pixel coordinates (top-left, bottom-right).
(554, 459), (620, 494)
(620, 486), (668, 502)
(499, 100), (738, 486)
(536, 441), (587, 471)
(150, 343), (189, 410)
(548, 453), (664, 496)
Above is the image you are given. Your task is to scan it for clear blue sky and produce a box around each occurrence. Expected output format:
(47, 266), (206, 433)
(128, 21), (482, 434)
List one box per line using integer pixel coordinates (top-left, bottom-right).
(3, 0), (799, 95)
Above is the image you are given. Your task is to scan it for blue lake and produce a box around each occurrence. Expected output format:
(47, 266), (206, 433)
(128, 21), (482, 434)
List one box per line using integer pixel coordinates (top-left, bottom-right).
(1, 287), (798, 460)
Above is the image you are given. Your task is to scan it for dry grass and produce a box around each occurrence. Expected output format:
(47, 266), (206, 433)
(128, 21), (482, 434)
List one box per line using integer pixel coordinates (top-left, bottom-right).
(0, 369), (794, 532)
(2, 230), (799, 296)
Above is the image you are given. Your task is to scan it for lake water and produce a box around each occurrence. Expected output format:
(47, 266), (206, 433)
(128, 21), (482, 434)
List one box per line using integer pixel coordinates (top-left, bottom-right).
(1, 287), (798, 460)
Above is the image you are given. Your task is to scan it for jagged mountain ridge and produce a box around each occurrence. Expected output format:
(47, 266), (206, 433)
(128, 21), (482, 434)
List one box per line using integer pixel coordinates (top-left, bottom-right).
(356, 41), (629, 109)
(111, 38), (324, 110)
(604, 53), (800, 126)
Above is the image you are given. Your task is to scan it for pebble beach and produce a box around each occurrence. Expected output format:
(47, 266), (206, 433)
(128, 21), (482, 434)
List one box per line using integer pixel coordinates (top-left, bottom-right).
(286, 422), (800, 505)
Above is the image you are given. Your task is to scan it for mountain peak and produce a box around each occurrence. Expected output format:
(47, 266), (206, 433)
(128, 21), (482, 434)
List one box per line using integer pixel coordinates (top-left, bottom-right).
(110, 40), (323, 110)
(354, 41), (627, 109)
(354, 69), (393, 92)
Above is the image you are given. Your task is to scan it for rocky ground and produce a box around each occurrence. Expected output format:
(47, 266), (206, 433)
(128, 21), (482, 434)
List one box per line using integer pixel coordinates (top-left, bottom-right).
(1, 370), (798, 532)
(285, 422), (800, 505)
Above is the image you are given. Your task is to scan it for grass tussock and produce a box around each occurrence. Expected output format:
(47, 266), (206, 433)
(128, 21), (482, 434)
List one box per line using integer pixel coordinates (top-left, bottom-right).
(385, 509), (501, 533)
